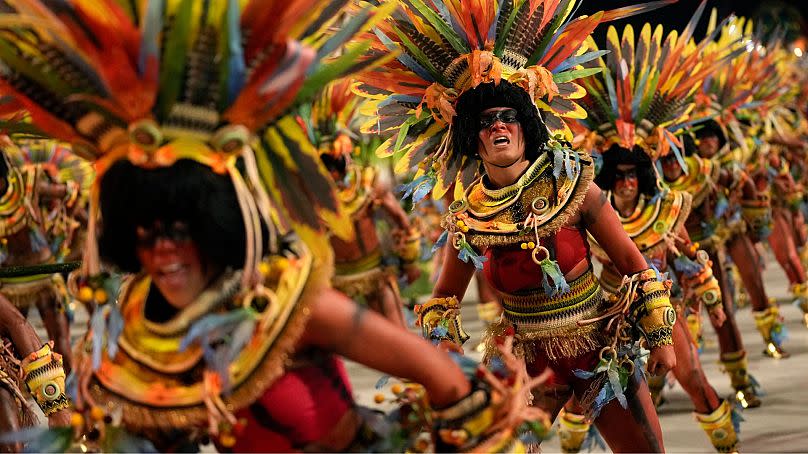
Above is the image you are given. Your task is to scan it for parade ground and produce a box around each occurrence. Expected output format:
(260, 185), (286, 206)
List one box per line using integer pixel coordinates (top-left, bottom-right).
(43, 249), (808, 452)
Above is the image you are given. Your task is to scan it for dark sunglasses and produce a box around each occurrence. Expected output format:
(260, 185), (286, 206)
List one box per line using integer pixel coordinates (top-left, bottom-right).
(479, 109), (519, 129)
(135, 221), (192, 248)
(615, 169), (638, 180)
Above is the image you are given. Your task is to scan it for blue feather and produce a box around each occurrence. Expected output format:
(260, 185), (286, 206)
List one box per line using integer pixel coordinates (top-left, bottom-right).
(373, 29), (435, 82)
(90, 306), (106, 370)
(375, 375), (391, 389)
(139, 0), (164, 75)
(225, 0), (246, 104)
(431, 230), (449, 254)
(106, 304), (124, 359)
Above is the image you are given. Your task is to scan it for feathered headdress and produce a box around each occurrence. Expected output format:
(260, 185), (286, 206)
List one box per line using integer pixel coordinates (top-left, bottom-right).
(0, 0), (393, 285)
(300, 79), (364, 161)
(575, 1), (746, 161)
(354, 0), (674, 199)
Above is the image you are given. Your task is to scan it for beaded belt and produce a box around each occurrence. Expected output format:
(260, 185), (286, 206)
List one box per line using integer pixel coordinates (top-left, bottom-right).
(487, 268), (607, 361)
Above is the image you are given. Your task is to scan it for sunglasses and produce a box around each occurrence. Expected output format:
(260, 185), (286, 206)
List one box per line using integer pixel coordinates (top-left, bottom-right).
(136, 221), (192, 248)
(479, 109), (519, 129)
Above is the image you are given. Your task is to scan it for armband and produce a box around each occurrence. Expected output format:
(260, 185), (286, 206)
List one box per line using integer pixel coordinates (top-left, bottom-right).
(625, 269), (675, 348)
(22, 341), (71, 416)
(393, 227), (422, 264)
(414, 296), (470, 346)
(678, 250), (722, 311)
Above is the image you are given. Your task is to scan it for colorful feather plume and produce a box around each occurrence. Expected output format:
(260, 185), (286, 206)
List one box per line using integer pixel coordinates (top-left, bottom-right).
(354, 0), (675, 199)
(0, 0), (392, 243)
(575, 0), (745, 161)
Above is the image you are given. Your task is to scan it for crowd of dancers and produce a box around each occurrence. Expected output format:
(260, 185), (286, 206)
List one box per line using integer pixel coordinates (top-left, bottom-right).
(1, 0), (808, 452)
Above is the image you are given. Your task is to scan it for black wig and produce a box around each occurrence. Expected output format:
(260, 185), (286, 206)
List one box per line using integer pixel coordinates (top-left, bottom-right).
(595, 143), (658, 197)
(681, 132), (698, 157)
(452, 80), (549, 162)
(694, 119), (727, 150)
(98, 159), (253, 273)
(320, 153), (348, 176)
(0, 149), (9, 181)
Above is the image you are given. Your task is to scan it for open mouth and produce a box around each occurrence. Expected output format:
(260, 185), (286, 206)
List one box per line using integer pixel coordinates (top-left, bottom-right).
(493, 136), (510, 145)
(155, 262), (188, 286)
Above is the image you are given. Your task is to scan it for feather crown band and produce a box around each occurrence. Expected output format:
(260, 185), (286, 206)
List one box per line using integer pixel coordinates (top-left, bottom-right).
(575, 0), (746, 161)
(355, 0), (675, 199)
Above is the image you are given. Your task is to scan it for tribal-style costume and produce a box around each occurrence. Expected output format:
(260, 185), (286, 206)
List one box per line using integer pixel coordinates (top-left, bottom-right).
(1, 2), (538, 452)
(304, 80), (421, 326)
(0, 0), (400, 450)
(359, 3), (681, 451)
(568, 11), (742, 451)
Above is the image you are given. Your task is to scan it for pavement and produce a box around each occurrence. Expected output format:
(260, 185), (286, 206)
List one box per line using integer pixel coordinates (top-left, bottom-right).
(28, 250), (808, 452)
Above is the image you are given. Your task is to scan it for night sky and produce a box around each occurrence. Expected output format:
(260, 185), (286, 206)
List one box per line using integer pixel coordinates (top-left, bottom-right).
(577, 0), (807, 46)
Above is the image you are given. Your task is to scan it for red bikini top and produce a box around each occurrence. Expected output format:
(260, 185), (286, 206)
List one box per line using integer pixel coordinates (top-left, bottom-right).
(483, 226), (590, 294)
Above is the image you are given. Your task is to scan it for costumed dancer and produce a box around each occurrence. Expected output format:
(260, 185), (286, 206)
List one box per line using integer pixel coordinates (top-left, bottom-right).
(0, 294), (71, 453)
(737, 37), (808, 325)
(0, 1), (545, 452)
(0, 139), (84, 374)
(304, 80), (421, 328)
(554, 15), (742, 452)
(357, 1), (681, 451)
(690, 15), (791, 359)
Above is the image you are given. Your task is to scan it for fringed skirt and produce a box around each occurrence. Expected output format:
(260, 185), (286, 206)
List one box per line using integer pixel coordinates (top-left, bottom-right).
(483, 268), (608, 364)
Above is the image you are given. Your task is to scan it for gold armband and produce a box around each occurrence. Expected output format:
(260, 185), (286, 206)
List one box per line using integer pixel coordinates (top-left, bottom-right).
(627, 270), (675, 348)
(22, 341), (70, 416)
(680, 250), (722, 310)
(393, 227), (422, 263)
(414, 296), (470, 345)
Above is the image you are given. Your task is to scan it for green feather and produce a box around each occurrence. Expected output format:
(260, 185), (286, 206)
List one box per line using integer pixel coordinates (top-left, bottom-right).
(156, 0), (194, 121)
(493, 0), (522, 55)
(553, 67), (602, 84)
(405, 0), (469, 55)
(526, 0), (577, 67)
(0, 38), (75, 96)
(391, 23), (446, 85)
(296, 40), (374, 105)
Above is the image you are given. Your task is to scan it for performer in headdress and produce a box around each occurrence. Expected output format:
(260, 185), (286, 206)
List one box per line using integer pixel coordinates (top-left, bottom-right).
(304, 80), (421, 328)
(551, 13), (742, 452)
(0, 140), (85, 373)
(358, 0), (681, 451)
(0, 1), (544, 452)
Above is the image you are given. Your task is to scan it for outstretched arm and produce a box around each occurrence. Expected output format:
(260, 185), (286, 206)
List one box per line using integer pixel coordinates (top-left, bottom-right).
(301, 287), (471, 407)
(581, 183), (676, 375)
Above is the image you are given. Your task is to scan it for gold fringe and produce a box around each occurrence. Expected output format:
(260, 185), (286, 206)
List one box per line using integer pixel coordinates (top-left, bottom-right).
(332, 266), (388, 298)
(0, 277), (59, 310)
(482, 317), (607, 364)
(460, 152), (595, 249)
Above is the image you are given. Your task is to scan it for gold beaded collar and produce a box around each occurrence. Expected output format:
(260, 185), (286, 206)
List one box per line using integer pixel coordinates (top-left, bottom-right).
(664, 155), (719, 208)
(445, 150), (594, 249)
(590, 190), (692, 261)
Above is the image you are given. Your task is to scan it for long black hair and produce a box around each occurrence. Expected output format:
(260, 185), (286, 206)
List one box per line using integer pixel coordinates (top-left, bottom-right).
(595, 144), (658, 197)
(98, 159), (252, 273)
(452, 80), (549, 162)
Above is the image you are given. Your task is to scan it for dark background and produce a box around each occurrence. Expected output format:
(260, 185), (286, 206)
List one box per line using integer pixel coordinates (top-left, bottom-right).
(578, 0), (807, 46)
